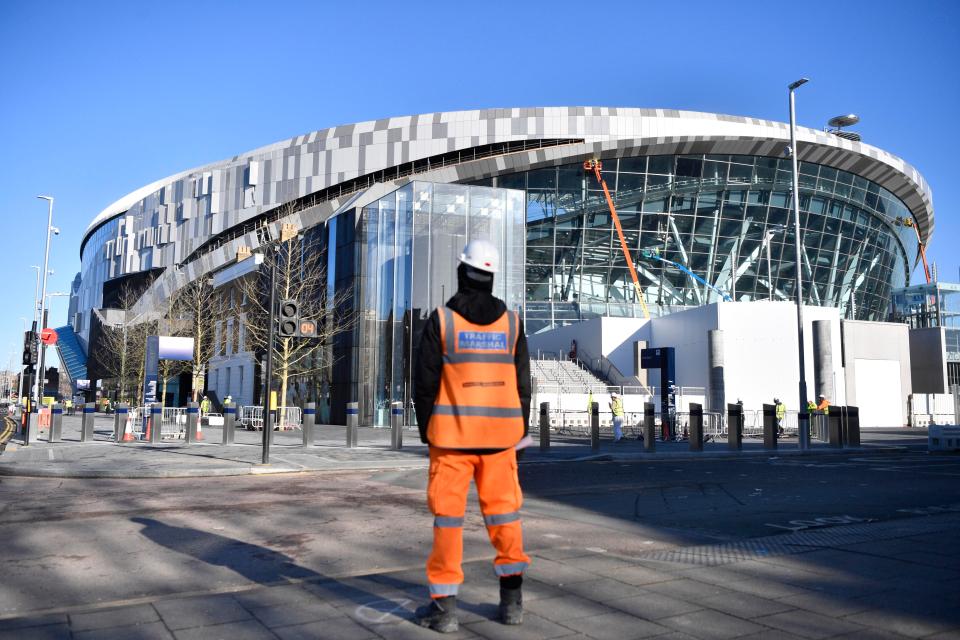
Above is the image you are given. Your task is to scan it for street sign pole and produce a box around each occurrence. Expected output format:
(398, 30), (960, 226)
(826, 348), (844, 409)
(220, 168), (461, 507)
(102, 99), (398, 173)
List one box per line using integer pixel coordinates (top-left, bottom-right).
(261, 253), (278, 465)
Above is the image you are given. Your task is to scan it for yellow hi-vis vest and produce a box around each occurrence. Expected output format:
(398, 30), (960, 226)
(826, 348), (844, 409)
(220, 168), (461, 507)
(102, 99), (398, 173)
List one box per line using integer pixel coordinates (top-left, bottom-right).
(427, 307), (524, 449)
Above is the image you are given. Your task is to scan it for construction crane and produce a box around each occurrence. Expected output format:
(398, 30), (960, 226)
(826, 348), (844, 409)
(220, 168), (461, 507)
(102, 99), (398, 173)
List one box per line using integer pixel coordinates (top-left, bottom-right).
(900, 216), (932, 284)
(583, 159), (651, 319)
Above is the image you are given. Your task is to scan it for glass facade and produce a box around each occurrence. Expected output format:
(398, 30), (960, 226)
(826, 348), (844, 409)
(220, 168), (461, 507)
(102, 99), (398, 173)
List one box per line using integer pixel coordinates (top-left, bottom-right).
(468, 154), (917, 333)
(328, 181), (525, 425)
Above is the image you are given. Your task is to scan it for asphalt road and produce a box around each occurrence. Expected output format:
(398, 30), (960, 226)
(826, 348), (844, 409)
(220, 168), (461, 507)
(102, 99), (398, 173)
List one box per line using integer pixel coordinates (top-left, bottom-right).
(1, 444), (957, 620)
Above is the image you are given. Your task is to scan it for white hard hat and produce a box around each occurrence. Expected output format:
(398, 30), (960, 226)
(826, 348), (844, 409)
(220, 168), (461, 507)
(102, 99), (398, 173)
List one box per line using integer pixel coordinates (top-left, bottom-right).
(459, 239), (499, 273)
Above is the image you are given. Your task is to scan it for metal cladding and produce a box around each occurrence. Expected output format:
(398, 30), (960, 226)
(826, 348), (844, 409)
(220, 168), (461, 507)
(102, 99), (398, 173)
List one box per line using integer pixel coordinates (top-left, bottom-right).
(74, 107), (934, 339)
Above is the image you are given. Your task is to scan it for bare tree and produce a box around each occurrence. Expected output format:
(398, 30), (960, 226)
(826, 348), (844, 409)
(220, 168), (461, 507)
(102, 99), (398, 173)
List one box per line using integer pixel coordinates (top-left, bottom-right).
(166, 273), (217, 403)
(99, 285), (155, 404)
(238, 229), (354, 414)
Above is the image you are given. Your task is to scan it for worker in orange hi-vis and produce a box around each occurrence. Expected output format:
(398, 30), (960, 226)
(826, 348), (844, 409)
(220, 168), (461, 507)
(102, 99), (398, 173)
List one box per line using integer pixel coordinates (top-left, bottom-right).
(413, 239), (532, 634)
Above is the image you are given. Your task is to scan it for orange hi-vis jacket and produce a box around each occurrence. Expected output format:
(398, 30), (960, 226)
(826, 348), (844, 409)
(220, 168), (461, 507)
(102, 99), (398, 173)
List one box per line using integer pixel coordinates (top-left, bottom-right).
(427, 307), (524, 449)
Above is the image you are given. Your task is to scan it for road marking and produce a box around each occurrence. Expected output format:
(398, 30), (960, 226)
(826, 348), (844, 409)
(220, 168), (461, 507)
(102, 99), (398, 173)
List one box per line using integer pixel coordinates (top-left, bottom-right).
(765, 514), (871, 532)
(354, 598), (412, 624)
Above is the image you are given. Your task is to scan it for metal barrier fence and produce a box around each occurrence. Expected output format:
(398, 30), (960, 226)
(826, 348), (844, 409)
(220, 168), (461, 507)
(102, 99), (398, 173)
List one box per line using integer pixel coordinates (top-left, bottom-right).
(529, 409), (804, 440)
(130, 407), (187, 440)
(238, 406), (302, 430)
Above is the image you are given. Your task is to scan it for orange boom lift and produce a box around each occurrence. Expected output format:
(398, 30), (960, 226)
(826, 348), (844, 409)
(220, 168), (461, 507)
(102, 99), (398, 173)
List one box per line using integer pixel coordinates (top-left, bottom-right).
(902, 217), (931, 283)
(584, 159), (651, 319)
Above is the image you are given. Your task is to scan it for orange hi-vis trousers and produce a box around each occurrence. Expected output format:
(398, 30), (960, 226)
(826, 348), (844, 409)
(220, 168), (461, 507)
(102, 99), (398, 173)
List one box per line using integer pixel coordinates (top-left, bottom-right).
(426, 446), (530, 598)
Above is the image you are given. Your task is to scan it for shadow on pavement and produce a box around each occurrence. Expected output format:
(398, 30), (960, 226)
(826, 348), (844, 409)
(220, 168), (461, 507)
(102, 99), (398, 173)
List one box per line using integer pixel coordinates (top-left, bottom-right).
(129, 516), (449, 625)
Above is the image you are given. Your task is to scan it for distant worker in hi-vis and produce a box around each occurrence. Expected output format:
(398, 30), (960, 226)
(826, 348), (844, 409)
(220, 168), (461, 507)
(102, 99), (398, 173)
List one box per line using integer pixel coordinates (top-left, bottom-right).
(413, 239), (532, 633)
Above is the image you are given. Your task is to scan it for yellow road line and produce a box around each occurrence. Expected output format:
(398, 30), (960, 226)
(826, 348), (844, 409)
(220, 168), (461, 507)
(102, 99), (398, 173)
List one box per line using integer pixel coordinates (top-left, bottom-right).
(0, 417), (14, 445)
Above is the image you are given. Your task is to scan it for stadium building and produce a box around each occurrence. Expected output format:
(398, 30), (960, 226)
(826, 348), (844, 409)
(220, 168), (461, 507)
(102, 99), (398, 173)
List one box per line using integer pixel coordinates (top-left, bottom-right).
(63, 107), (934, 423)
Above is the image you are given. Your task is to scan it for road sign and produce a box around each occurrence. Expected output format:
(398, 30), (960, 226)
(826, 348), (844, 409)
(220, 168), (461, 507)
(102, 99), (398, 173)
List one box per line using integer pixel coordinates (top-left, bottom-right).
(40, 328), (58, 346)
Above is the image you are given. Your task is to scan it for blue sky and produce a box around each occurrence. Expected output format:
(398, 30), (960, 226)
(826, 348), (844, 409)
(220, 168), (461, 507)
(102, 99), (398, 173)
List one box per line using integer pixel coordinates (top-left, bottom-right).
(1, 0), (958, 373)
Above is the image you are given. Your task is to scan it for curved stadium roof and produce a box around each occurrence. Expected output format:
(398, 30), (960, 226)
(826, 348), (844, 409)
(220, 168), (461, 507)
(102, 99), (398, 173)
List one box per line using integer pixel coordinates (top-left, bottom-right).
(84, 107), (934, 251)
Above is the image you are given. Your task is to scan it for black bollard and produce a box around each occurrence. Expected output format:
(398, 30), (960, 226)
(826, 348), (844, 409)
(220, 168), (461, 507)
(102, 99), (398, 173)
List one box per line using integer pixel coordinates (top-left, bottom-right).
(689, 403), (703, 451)
(844, 406), (861, 447)
(762, 403), (778, 450)
(727, 403), (743, 451)
(539, 402), (550, 452)
(590, 401), (600, 451)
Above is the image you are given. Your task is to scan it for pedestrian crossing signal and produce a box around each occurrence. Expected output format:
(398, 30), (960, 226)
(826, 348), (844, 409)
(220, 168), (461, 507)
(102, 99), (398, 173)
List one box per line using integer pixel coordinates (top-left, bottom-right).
(298, 319), (318, 338)
(278, 299), (299, 337)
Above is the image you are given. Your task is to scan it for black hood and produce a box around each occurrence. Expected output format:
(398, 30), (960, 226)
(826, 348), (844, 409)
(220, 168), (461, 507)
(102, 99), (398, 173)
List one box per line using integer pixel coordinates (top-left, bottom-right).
(446, 263), (507, 325)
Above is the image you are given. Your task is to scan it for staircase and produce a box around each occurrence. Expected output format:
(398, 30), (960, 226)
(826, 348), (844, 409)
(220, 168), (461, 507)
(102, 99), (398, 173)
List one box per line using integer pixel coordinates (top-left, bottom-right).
(532, 358), (607, 389)
(53, 325), (87, 384)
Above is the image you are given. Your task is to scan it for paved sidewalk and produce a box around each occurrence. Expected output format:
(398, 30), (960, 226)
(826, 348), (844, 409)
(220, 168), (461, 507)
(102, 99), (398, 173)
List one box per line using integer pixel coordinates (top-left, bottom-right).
(0, 414), (916, 478)
(1, 510), (957, 639)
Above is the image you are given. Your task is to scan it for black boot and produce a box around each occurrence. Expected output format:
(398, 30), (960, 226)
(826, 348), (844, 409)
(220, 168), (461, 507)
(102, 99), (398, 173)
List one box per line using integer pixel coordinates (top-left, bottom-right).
(499, 586), (523, 625)
(414, 596), (458, 633)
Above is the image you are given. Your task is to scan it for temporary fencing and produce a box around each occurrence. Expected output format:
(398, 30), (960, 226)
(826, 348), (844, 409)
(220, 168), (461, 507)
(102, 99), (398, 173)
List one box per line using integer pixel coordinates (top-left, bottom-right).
(128, 407), (189, 440)
(238, 406), (302, 430)
(529, 408), (803, 441)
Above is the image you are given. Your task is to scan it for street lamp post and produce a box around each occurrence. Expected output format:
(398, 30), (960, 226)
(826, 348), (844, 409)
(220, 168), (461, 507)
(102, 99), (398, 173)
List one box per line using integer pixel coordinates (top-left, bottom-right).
(33, 196), (57, 408)
(788, 78), (810, 447)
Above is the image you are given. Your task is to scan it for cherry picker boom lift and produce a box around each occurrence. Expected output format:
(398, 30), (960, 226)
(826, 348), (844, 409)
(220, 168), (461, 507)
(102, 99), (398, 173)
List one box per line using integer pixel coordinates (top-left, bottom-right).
(584, 159), (651, 319)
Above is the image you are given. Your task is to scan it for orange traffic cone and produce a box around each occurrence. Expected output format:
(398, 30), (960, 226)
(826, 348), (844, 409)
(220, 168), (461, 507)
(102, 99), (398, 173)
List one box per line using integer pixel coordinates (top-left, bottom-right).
(196, 415), (204, 441)
(145, 416), (151, 441)
(122, 415), (136, 442)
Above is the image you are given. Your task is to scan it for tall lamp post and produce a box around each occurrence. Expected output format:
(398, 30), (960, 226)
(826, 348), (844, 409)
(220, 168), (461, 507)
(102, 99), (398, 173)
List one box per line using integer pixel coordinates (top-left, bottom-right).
(33, 196), (58, 407)
(788, 78), (810, 446)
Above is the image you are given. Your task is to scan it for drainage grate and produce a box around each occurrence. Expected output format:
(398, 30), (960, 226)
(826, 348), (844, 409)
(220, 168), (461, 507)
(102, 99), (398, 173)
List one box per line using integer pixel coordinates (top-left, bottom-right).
(634, 514), (960, 566)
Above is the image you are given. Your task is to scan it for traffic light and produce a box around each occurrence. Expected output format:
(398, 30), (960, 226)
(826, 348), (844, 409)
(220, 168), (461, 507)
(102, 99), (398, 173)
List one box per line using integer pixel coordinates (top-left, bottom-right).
(278, 299), (299, 337)
(22, 331), (37, 366)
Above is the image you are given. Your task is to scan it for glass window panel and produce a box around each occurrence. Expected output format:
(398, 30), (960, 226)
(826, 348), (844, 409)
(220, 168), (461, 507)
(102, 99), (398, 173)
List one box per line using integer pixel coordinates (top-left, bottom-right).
(527, 168), (557, 189)
(619, 156), (647, 172)
(675, 156), (703, 179)
(728, 163), (753, 183)
(498, 173), (525, 190)
(647, 156), (673, 174)
(557, 166), (582, 191)
(617, 172), (645, 193)
(646, 174), (671, 190)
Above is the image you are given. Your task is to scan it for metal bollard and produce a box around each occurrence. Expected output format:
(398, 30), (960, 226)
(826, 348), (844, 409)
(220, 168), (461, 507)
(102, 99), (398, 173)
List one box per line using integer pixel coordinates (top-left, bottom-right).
(798, 411), (810, 451)
(590, 401), (600, 451)
(49, 403), (63, 443)
(186, 402), (199, 444)
(689, 403), (703, 452)
(114, 403), (130, 442)
(727, 403), (743, 451)
(81, 403), (95, 442)
(301, 402), (315, 447)
(828, 411), (843, 448)
(24, 405), (38, 446)
(221, 403), (235, 444)
(150, 403), (163, 444)
(762, 403), (778, 450)
(539, 402), (550, 452)
(643, 402), (655, 452)
(390, 401), (403, 450)
(346, 401), (359, 448)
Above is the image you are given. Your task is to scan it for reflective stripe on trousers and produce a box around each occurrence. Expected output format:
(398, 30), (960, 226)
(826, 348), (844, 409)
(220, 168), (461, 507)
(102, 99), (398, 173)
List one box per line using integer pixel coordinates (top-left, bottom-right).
(426, 446), (530, 597)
